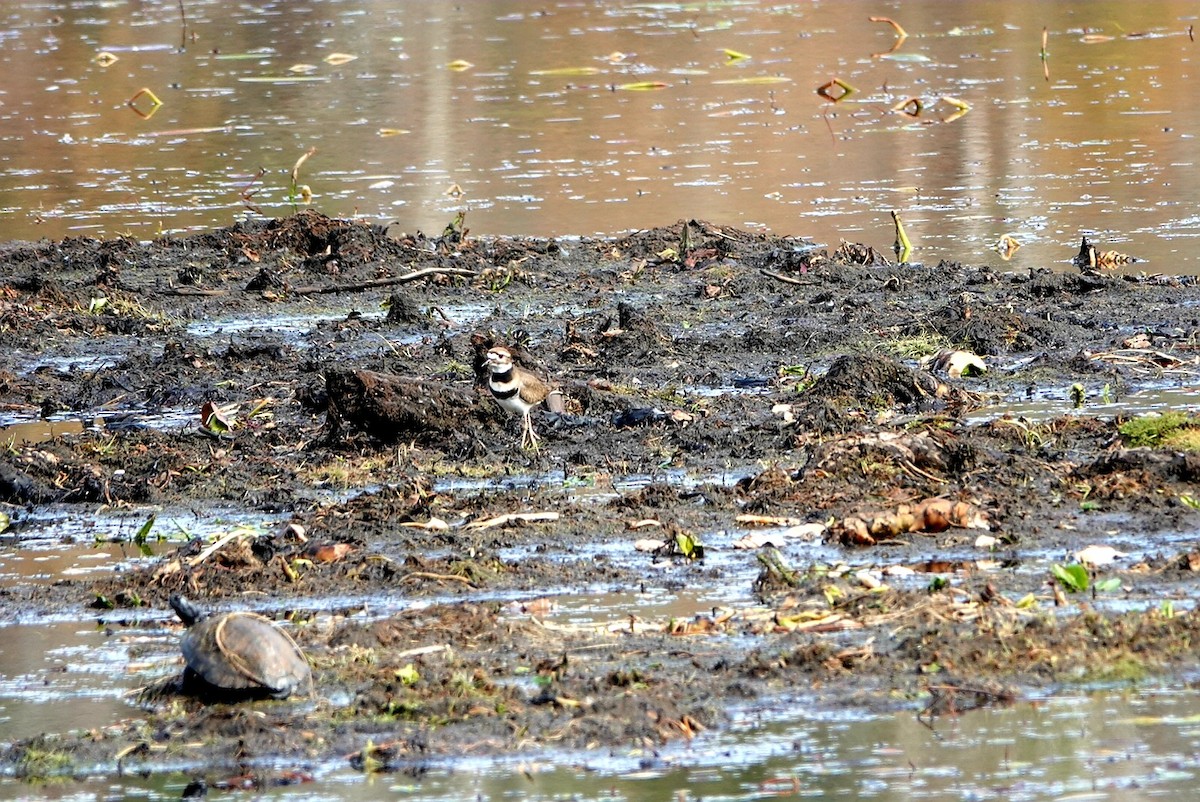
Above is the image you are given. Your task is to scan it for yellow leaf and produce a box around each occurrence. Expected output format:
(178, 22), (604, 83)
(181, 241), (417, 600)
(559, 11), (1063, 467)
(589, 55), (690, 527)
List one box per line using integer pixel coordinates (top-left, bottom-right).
(127, 87), (164, 120)
(447, 59), (474, 71)
(617, 81), (669, 91)
(237, 76), (329, 84)
(531, 66), (604, 76)
(377, 128), (411, 137)
(323, 53), (357, 65)
(94, 51), (119, 67)
(724, 48), (751, 61)
(713, 76), (791, 85)
(288, 63), (318, 74)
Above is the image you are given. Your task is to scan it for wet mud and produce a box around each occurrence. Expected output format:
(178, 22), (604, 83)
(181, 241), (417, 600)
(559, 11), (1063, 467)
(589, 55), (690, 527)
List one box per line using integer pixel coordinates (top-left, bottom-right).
(4, 212), (1200, 782)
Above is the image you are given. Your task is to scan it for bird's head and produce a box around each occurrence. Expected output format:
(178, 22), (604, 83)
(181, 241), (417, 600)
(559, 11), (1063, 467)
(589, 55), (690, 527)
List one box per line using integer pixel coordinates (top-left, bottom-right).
(486, 346), (514, 372)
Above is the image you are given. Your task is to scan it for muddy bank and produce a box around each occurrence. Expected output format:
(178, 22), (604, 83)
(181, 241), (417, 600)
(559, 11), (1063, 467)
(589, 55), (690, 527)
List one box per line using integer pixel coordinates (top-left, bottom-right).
(4, 212), (1200, 782)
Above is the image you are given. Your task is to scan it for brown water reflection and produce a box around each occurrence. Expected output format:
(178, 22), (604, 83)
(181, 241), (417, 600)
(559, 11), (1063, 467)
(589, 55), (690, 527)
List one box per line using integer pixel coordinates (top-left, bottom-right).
(1, 0), (1197, 272)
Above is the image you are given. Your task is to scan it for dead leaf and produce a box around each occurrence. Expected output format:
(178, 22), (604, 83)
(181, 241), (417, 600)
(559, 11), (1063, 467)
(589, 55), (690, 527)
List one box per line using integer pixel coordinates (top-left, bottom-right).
(306, 542), (354, 563)
(200, 401), (236, 434)
(995, 234), (1021, 260)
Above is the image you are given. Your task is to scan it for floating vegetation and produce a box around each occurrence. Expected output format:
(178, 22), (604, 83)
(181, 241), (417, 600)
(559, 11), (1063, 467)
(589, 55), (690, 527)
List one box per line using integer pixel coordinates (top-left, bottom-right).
(712, 75), (791, 85)
(892, 95), (969, 122)
(869, 14), (909, 58)
(939, 95), (971, 122)
(237, 75), (329, 84)
(126, 87), (163, 120)
(878, 52), (931, 63)
(892, 96), (924, 117)
(995, 233), (1022, 260)
(214, 52), (277, 61)
(816, 77), (856, 102)
(891, 210), (912, 263)
(616, 81), (669, 91)
(323, 53), (358, 65)
(869, 15), (908, 40)
(289, 147), (317, 210)
(144, 126), (230, 138)
(1073, 236), (1139, 269)
(447, 59), (474, 71)
(1040, 27), (1051, 81)
(530, 66), (604, 76)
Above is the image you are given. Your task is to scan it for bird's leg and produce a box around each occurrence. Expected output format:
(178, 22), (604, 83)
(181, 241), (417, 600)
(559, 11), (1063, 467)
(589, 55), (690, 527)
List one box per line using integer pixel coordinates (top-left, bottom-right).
(521, 413), (540, 450)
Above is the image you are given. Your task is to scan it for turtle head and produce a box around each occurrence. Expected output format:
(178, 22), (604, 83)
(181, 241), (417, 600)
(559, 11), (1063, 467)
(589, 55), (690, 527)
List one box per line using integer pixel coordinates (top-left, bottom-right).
(169, 594), (205, 627)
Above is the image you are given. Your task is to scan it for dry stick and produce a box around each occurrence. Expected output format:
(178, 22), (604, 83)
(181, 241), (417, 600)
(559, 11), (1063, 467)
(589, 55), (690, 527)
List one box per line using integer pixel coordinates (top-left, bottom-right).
(400, 571), (475, 586)
(759, 268), (808, 286)
(178, 1), (188, 49)
(188, 530), (246, 567)
(466, 511), (559, 530)
(162, 287), (227, 297)
(161, 266), (477, 297)
(1041, 27), (1050, 82)
(397, 644), (451, 659)
(289, 266), (477, 296)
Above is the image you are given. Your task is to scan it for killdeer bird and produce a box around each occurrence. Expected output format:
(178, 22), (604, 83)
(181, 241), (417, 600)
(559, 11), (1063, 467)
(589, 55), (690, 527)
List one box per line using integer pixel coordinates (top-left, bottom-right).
(485, 346), (561, 449)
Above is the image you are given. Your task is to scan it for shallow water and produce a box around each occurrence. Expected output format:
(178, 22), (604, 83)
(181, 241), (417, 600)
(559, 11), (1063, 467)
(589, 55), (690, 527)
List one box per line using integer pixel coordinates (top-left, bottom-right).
(2, 493), (1193, 793)
(1, 0), (1198, 272)
(6, 681), (1200, 800)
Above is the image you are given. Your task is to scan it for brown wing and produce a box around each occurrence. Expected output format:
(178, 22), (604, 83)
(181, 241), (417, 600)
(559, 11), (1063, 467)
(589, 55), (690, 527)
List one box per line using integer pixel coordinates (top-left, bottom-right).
(514, 366), (551, 406)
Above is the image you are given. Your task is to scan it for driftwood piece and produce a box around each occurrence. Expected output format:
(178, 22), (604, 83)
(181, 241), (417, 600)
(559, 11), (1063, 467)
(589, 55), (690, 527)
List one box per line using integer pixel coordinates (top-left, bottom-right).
(161, 267), (476, 298)
(324, 368), (493, 446)
(290, 267), (477, 296)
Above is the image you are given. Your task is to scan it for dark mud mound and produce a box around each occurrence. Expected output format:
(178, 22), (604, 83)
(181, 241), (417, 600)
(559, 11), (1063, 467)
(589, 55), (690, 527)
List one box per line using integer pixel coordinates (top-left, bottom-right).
(324, 368), (495, 452)
(783, 353), (958, 435)
(808, 354), (945, 408)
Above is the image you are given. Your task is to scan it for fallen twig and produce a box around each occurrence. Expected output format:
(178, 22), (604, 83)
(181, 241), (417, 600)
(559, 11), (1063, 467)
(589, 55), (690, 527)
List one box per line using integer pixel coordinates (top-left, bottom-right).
(394, 643), (451, 659)
(289, 267), (478, 296)
(400, 571), (475, 586)
(187, 530), (246, 567)
(760, 269), (809, 286)
(466, 511), (560, 530)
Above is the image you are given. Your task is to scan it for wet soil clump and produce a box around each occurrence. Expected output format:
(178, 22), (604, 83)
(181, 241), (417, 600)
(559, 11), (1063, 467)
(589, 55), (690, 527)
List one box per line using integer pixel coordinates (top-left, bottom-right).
(5, 213), (1200, 781)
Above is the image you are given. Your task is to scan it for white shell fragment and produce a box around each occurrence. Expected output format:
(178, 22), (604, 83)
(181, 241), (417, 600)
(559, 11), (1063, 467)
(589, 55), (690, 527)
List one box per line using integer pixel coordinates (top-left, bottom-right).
(922, 349), (987, 378)
(1074, 545), (1127, 566)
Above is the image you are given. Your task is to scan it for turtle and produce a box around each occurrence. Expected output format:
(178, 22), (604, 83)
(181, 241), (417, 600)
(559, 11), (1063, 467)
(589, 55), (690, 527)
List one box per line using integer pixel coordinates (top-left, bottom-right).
(169, 594), (311, 700)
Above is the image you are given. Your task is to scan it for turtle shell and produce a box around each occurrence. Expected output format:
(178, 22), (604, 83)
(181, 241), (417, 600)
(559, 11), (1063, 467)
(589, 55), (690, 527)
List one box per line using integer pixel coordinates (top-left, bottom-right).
(180, 611), (311, 699)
